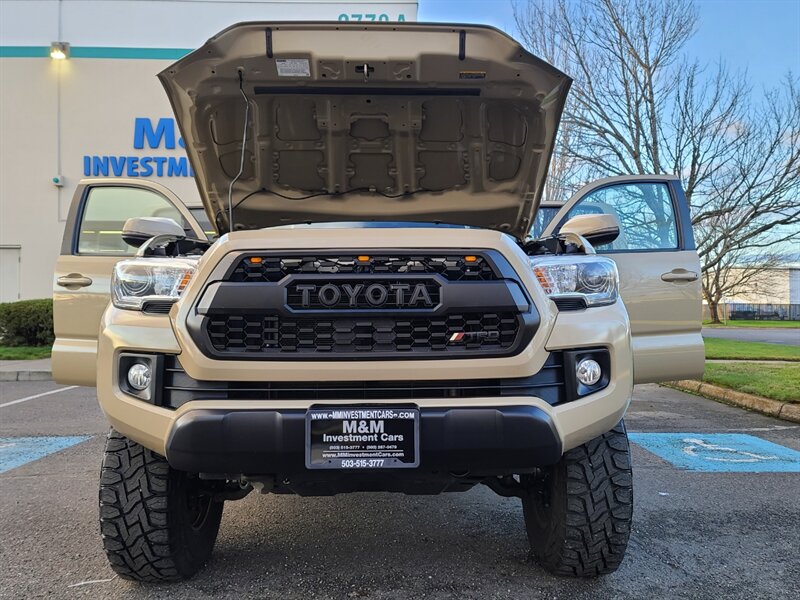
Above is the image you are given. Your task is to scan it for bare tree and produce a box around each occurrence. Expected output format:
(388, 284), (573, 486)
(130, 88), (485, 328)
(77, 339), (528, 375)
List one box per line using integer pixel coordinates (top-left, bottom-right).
(542, 121), (583, 202)
(514, 0), (800, 322)
(695, 79), (800, 319)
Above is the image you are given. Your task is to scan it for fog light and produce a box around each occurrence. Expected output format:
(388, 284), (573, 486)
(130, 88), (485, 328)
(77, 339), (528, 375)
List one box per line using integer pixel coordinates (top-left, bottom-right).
(127, 363), (151, 391)
(576, 358), (602, 386)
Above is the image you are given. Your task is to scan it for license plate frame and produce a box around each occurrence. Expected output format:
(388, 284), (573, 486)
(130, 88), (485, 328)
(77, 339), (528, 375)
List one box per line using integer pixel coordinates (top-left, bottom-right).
(305, 407), (420, 470)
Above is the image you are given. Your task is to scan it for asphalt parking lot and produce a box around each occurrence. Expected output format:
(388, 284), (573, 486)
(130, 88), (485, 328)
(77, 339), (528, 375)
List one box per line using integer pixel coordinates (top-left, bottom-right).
(0, 381), (798, 600)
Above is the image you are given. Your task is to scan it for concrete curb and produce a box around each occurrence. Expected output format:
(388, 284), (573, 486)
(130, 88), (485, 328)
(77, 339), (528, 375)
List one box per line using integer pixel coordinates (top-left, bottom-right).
(0, 370), (52, 382)
(667, 379), (800, 424)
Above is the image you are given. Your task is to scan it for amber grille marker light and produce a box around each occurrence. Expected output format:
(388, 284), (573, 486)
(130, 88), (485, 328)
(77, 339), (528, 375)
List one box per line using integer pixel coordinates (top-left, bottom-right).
(464, 255), (478, 263)
(357, 255), (370, 262)
(249, 257), (263, 264)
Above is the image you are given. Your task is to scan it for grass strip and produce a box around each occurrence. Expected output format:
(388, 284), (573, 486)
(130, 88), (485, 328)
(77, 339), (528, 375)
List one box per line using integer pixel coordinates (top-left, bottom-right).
(703, 320), (800, 329)
(0, 346), (52, 360)
(703, 338), (800, 361)
(703, 362), (800, 403)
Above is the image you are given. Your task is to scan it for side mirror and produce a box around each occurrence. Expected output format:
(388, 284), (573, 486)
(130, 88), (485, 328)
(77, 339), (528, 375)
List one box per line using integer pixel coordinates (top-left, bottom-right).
(122, 217), (185, 248)
(560, 213), (620, 247)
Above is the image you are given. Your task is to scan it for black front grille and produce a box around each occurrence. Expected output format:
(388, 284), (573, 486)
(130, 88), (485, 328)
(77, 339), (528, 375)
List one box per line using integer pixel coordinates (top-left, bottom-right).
(229, 254), (499, 282)
(160, 353), (566, 408)
(206, 312), (519, 356)
(190, 250), (537, 360)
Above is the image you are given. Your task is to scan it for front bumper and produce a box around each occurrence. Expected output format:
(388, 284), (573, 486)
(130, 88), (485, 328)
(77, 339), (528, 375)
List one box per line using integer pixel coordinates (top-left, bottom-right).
(97, 301), (633, 465)
(166, 405), (561, 478)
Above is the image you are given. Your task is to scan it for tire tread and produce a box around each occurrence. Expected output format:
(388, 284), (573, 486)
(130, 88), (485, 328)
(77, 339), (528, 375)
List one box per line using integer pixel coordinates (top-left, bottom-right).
(527, 422), (633, 577)
(99, 430), (183, 582)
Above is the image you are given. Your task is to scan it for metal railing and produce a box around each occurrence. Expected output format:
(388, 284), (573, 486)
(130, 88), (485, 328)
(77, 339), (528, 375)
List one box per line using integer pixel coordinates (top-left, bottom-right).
(725, 303), (800, 321)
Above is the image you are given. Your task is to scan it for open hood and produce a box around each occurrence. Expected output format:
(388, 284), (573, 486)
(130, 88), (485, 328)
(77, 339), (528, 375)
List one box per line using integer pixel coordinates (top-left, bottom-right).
(159, 22), (571, 239)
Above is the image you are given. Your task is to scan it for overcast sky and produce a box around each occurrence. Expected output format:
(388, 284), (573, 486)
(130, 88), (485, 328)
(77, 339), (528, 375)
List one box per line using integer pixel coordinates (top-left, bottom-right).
(418, 0), (800, 89)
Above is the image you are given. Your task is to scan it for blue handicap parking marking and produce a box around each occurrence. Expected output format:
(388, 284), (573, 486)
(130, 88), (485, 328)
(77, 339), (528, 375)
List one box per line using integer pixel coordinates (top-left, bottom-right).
(0, 436), (91, 474)
(629, 433), (800, 473)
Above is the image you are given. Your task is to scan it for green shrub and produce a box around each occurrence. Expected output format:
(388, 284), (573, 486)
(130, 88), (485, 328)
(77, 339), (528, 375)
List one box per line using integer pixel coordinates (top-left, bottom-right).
(0, 299), (54, 347)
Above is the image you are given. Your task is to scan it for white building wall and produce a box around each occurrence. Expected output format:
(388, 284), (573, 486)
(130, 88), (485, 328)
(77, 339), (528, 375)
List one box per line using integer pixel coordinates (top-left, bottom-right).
(0, 0), (418, 300)
(1, 0), (416, 47)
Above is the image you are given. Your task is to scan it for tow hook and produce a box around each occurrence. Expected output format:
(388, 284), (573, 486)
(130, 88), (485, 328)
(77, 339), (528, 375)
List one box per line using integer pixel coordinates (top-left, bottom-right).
(483, 475), (525, 498)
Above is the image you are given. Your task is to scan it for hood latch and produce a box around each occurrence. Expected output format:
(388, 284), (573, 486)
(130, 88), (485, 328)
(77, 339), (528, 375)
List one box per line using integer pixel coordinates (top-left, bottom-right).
(355, 63), (374, 82)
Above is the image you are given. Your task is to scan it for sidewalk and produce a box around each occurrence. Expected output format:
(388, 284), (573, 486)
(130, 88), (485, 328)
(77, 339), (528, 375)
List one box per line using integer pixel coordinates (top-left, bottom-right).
(0, 358), (52, 381)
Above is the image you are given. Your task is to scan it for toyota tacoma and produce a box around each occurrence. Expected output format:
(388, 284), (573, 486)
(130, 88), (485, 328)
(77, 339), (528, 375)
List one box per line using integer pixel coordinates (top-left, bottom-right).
(53, 21), (703, 581)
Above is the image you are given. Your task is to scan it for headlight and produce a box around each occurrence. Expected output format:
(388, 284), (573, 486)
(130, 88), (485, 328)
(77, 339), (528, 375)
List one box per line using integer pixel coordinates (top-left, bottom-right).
(530, 256), (618, 307)
(111, 258), (198, 310)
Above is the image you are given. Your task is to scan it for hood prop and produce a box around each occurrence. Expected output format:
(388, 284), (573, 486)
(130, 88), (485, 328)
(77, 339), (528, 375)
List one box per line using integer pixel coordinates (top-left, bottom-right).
(226, 69), (251, 234)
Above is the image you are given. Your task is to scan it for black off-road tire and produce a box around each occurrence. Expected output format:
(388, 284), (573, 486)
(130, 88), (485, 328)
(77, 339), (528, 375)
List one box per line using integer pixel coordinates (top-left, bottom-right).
(98, 430), (224, 582)
(522, 421), (633, 577)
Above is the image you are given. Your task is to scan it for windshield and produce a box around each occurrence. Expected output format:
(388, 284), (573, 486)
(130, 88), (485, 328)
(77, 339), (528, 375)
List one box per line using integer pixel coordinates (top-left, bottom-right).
(276, 221), (472, 230)
(530, 207), (560, 238)
(190, 215), (473, 238)
(189, 207), (218, 240)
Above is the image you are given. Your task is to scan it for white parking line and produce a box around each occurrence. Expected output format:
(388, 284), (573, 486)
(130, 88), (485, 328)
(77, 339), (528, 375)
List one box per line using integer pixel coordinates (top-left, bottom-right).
(0, 386), (78, 409)
(724, 426), (799, 432)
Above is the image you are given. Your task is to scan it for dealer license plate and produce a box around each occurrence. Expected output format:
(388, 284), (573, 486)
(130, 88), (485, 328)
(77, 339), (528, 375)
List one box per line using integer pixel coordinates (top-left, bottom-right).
(306, 407), (420, 469)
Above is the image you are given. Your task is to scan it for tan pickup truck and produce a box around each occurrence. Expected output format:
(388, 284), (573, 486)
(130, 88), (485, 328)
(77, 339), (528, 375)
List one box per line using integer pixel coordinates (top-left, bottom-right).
(53, 22), (703, 582)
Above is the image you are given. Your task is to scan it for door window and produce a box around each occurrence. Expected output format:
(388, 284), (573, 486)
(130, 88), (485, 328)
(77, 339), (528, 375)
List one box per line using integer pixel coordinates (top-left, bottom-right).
(565, 182), (678, 251)
(77, 187), (188, 255)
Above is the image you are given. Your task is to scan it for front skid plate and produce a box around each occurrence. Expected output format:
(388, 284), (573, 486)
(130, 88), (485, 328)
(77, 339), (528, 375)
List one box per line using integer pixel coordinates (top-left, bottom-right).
(166, 405), (562, 488)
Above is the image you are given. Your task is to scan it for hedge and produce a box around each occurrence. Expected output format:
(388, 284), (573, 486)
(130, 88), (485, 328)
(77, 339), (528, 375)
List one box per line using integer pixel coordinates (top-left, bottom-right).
(0, 299), (54, 347)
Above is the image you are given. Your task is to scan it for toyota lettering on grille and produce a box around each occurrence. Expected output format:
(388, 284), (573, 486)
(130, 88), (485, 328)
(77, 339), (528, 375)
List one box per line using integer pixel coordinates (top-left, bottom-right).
(289, 281), (438, 310)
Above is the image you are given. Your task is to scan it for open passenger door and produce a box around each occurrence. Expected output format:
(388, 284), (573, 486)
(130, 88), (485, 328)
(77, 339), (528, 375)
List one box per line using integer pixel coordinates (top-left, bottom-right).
(544, 175), (704, 384)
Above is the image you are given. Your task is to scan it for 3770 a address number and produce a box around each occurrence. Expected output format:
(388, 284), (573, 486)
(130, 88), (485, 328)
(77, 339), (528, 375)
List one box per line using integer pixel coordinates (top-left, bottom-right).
(338, 13), (407, 21)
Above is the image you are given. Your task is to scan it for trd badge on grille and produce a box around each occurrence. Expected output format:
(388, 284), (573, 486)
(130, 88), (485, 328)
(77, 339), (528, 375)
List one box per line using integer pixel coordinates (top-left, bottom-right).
(449, 331), (501, 343)
(292, 282), (435, 309)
